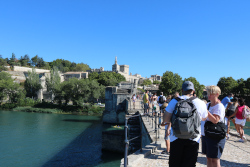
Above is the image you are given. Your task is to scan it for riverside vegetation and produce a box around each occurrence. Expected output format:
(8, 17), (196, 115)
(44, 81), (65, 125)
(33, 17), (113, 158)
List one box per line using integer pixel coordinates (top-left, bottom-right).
(1, 53), (250, 113)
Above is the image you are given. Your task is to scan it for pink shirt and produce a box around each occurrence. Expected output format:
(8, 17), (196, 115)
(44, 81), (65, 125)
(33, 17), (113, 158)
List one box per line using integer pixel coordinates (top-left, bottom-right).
(236, 105), (244, 119)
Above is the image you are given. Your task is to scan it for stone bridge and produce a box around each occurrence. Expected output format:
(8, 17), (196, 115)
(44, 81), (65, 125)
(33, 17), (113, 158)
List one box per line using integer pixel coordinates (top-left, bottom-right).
(102, 82), (250, 167)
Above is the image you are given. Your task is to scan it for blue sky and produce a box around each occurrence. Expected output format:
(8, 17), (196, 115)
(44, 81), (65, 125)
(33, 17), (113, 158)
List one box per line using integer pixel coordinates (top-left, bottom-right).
(1, 0), (250, 86)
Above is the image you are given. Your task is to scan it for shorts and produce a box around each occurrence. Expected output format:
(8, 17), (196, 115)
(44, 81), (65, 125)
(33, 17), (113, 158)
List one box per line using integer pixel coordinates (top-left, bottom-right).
(202, 136), (226, 159)
(164, 130), (170, 140)
(235, 118), (246, 126)
(226, 110), (235, 119)
(144, 103), (149, 109)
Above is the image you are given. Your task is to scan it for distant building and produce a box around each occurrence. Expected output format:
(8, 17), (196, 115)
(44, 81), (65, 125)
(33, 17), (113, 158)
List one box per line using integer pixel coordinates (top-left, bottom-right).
(4, 66), (55, 100)
(112, 57), (144, 85)
(86, 67), (104, 74)
(151, 74), (162, 82)
(63, 72), (88, 81)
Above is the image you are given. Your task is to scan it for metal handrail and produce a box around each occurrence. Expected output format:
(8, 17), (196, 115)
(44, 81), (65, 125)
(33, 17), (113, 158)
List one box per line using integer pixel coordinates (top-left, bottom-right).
(124, 110), (164, 167)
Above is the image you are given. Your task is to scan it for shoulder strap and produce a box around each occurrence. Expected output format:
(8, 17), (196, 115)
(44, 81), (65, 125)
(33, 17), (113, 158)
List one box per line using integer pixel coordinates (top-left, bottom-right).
(175, 96), (197, 102)
(207, 103), (211, 110)
(189, 96), (197, 101)
(175, 97), (181, 101)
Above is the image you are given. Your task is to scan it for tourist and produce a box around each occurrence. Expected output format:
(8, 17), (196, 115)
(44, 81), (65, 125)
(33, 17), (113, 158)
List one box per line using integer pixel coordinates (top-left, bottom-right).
(152, 96), (158, 116)
(201, 99), (207, 155)
(152, 92), (157, 102)
(143, 90), (149, 114)
(162, 81), (208, 167)
(172, 92), (180, 99)
(157, 92), (166, 115)
(225, 97), (238, 139)
(161, 103), (171, 155)
(229, 97), (249, 142)
(221, 93), (234, 108)
(166, 95), (172, 103)
(203, 85), (226, 167)
(131, 94), (136, 109)
(193, 91), (197, 97)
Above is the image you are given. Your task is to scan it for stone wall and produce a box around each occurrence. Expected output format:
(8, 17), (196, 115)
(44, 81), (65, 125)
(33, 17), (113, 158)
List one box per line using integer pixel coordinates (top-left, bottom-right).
(139, 116), (152, 148)
(5, 66), (50, 73)
(102, 129), (125, 153)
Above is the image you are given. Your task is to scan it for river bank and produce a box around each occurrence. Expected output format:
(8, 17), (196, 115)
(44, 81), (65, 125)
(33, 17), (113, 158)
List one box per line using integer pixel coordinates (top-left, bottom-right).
(11, 104), (104, 115)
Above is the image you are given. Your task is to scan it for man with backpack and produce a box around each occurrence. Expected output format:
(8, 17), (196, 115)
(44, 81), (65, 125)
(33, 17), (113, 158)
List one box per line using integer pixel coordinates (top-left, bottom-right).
(162, 81), (208, 167)
(157, 92), (166, 114)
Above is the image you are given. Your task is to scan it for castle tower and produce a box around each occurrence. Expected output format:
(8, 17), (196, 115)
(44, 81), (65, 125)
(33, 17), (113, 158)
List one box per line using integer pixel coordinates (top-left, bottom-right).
(112, 56), (120, 72)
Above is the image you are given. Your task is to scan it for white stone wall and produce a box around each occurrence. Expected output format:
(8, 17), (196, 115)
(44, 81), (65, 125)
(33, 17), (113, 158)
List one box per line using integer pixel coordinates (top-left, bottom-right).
(5, 66), (50, 73)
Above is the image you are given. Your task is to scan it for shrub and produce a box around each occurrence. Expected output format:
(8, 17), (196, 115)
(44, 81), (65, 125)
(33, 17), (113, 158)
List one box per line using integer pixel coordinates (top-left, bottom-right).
(13, 107), (62, 113)
(17, 98), (40, 107)
(0, 103), (17, 109)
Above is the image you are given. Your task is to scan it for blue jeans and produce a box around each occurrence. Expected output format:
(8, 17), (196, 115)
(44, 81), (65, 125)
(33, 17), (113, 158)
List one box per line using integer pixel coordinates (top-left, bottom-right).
(144, 103), (148, 113)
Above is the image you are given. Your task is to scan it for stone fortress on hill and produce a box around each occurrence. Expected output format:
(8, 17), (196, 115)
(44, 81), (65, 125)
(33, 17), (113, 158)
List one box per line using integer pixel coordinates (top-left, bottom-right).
(88, 57), (162, 85)
(4, 57), (162, 100)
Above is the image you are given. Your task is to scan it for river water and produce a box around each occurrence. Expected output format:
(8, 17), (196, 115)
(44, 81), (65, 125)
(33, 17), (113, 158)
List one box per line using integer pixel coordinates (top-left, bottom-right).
(0, 111), (123, 167)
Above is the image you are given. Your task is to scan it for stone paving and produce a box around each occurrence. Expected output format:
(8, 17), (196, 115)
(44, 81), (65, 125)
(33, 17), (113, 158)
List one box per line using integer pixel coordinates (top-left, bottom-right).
(134, 129), (250, 167)
(127, 99), (250, 167)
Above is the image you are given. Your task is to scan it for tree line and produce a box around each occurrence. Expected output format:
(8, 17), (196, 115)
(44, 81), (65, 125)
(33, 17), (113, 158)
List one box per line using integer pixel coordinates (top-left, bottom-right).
(158, 71), (250, 99)
(159, 71), (205, 98)
(0, 67), (126, 109)
(0, 53), (90, 72)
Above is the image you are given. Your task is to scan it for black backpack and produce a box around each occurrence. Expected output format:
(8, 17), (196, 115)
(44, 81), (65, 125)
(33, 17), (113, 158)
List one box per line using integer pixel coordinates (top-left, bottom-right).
(159, 96), (164, 104)
(171, 97), (200, 139)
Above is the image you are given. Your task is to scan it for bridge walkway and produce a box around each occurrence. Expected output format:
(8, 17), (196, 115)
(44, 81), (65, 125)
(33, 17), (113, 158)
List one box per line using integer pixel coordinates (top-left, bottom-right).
(125, 99), (250, 167)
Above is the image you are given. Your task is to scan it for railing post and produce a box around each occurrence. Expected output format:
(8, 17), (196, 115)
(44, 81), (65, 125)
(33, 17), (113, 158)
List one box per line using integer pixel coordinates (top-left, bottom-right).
(152, 110), (153, 128)
(158, 113), (161, 138)
(124, 118), (129, 167)
(140, 115), (143, 152)
(155, 112), (157, 144)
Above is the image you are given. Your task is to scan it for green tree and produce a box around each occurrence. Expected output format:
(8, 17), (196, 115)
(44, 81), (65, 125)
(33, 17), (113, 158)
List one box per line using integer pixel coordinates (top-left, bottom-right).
(8, 53), (18, 66)
(141, 79), (152, 86)
(0, 72), (25, 103)
(89, 72), (126, 86)
(0, 72), (14, 101)
(153, 80), (161, 84)
(217, 77), (238, 96)
(74, 63), (90, 72)
(0, 56), (8, 71)
(46, 66), (61, 100)
(159, 71), (182, 95)
(56, 78), (104, 106)
(31, 55), (39, 67)
(88, 72), (99, 80)
(183, 77), (205, 98)
(24, 68), (42, 98)
(19, 54), (30, 66)
(36, 57), (46, 68)
(233, 78), (246, 97)
(245, 77), (250, 97)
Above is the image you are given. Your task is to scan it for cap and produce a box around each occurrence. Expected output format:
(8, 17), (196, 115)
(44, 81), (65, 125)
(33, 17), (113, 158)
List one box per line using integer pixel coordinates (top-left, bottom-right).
(182, 81), (194, 91)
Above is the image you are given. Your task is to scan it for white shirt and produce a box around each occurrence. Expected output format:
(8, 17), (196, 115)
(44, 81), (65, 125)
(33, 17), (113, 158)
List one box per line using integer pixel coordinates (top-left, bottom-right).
(206, 103), (225, 122)
(157, 95), (166, 107)
(165, 95), (208, 143)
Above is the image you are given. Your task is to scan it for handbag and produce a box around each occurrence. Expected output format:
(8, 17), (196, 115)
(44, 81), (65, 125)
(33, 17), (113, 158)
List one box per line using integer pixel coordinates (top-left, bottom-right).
(204, 121), (226, 140)
(242, 105), (250, 120)
(204, 103), (226, 140)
